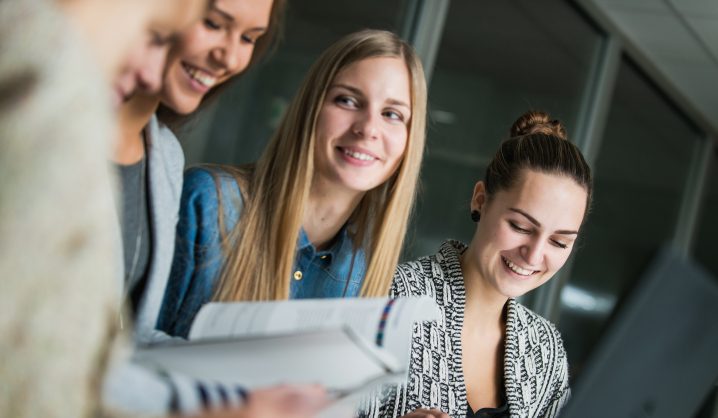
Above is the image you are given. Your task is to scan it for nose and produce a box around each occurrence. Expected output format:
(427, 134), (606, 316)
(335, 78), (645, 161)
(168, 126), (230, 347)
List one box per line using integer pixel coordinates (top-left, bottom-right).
(521, 237), (545, 267)
(212, 40), (253, 75)
(352, 111), (380, 140)
(136, 48), (167, 94)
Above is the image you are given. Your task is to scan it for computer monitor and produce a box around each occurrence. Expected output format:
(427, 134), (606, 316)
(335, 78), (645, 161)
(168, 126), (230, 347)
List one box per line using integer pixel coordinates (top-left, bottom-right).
(561, 246), (718, 418)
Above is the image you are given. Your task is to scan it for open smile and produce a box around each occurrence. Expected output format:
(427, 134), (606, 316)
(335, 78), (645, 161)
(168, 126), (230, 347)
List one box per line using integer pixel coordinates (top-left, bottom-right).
(501, 256), (539, 277)
(181, 63), (218, 90)
(337, 146), (379, 164)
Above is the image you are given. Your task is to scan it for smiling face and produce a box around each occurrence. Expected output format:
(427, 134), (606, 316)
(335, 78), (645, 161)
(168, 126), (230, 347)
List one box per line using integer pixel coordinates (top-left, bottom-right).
(112, 0), (205, 106)
(313, 56), (412, 195)
(465, 169), (587, 300)
(160, 0), (273, 114)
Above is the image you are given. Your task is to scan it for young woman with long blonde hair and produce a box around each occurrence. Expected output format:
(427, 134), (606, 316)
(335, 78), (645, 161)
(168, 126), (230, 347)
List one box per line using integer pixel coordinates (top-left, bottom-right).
(159, 29), (428, 337)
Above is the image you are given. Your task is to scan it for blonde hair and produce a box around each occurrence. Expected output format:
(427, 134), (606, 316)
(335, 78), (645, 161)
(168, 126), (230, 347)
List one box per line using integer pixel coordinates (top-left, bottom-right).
(212, 29), (427, 301)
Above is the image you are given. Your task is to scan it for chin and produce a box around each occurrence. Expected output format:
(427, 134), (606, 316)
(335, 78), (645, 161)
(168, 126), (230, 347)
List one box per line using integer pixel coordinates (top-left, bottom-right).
(164, 95), (200, 115)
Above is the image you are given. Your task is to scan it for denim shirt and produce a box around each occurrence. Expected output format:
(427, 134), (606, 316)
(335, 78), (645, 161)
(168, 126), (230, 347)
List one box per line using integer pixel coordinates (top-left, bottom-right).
(158, 167), (367, 338)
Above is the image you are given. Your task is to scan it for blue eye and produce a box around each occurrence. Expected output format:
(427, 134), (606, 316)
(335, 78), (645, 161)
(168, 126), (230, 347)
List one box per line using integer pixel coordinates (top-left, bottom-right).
(383, 109), (404, 122)
(335, 95), (358, 108)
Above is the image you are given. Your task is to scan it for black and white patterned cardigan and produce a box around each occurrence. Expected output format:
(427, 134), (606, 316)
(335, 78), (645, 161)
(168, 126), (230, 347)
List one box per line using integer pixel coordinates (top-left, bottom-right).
(361, 240), (570, 418)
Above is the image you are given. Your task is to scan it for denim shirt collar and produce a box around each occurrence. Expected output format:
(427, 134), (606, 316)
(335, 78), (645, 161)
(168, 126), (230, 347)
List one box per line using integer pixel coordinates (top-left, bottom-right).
(296, 224), (351, 260)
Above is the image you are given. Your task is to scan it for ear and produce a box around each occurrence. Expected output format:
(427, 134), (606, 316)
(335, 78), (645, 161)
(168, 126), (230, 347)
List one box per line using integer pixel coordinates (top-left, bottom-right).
(471, 181), (487, 212)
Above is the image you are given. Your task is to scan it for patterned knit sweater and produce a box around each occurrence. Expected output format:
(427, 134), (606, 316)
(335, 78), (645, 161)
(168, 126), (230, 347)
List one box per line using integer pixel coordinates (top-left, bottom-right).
(361, 241), (570, 418)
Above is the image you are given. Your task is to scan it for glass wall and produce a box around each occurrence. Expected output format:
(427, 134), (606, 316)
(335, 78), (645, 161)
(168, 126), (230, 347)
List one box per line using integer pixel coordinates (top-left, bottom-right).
(557, 59), (703, 376)
(404, 0), (602, 260)
(694, 149), (718, 278)
(182, 0), (411, 166)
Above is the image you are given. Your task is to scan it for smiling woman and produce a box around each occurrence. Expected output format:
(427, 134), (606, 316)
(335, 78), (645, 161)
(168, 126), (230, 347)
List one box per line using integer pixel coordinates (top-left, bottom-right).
(110, 0), (286, 345)
(158, 29), (427, 338)
(160, 0), (275, 114)
(361, 111), (593, 418)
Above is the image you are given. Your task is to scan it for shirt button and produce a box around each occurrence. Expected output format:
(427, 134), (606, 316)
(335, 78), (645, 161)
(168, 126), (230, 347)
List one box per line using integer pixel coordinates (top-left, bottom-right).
(320, 255), (328, 260)
(293, 270), (303, 281)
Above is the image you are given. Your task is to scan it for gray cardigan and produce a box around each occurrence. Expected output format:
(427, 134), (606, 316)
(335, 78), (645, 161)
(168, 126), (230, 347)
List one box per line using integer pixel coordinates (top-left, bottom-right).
(361, 241), (570, 418)
(131, 114), (184, 344)
(105, 116), (250, 414)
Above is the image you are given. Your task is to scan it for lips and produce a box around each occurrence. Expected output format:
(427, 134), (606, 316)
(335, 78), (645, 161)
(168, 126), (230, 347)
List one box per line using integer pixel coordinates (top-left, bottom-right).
(181, 63), (218, 90)
(339, 146), (378, 162)
(501, 256), (539, 277)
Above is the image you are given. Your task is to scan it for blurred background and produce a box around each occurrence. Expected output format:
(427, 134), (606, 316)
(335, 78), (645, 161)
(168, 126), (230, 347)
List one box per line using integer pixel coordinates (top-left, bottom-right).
(177, 0), (718, 415)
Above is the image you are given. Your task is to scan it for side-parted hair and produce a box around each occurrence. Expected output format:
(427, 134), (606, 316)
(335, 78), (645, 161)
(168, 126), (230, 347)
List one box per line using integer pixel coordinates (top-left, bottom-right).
(212, 29), (428, 301)
(485, 110), (593, 220)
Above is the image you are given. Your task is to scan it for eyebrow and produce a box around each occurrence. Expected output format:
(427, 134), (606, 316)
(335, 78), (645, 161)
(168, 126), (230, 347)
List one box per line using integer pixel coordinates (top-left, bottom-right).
(509, 208), (579, 235)
(211, 4), (235, 22)
(331, 83), (411, 111)
(211, 4), (267, 32)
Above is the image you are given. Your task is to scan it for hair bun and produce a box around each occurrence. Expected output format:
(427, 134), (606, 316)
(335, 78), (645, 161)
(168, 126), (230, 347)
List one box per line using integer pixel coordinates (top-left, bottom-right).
(510, 110), (567, 140)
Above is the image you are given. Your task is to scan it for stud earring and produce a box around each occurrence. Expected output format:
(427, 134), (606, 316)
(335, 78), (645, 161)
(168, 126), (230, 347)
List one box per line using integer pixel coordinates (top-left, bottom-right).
(470, 210), (481, 222)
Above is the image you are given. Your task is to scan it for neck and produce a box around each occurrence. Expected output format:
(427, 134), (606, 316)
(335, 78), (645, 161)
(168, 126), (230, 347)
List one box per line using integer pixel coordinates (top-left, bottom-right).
(112, 94), (161, 164)
(460, 243), (509, 332)
(303, 179), (364, 251)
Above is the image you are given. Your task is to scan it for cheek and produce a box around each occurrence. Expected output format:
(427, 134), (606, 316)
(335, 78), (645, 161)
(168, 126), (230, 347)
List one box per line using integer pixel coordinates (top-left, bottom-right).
(386, 127), (409, 162)
(162, 61), (183, 98)
(315, 107), (348, 143)
(314, 112), (332, 146)
(547, 250), (571, 274)
(235, 46), (256, 75)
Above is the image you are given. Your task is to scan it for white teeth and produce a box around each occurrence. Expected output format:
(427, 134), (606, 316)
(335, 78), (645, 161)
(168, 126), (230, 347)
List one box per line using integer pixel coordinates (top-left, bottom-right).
(343, 149), (375, 161)
(183, 64), (217, 88)
(503, 257), (535, 276)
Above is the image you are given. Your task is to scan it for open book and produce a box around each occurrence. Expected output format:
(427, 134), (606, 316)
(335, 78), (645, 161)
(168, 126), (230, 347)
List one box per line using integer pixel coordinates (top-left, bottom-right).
(134, 297), (440, 399)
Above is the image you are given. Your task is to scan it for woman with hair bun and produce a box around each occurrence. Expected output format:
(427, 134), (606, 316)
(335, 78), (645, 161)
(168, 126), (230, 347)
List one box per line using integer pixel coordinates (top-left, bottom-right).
(365, 111), (592, 418)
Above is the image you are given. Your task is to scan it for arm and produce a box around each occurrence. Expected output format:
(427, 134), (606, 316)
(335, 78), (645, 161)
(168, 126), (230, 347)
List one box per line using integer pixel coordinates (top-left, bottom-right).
(103, 358), (328, 417)
(157, 167), (242, 338)
(539, 356), (570, 418)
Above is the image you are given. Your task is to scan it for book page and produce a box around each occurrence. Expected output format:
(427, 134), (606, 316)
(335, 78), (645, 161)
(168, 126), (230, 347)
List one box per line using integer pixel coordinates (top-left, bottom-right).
(189, 297), (440, 365)
(135, 328), (400, 392)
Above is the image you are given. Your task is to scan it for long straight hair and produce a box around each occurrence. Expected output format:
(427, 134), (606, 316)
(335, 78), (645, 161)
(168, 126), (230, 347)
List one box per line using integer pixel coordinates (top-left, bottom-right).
(212, 29), (427, 301)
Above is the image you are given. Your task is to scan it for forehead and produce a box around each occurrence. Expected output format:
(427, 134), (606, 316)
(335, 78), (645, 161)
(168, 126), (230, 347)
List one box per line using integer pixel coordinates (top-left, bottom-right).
(213, 0), (273, 24)
(333, 57), (411, 102)
(496, 170), (587, 230)
(151, 0), (206, 32)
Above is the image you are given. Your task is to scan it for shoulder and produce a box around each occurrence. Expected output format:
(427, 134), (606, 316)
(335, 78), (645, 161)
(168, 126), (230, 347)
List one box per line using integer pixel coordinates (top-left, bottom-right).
(391, 240), (465, 298)
(181, 167), (245, 235)
(183, 166), (242, 203)
(392, 254), (435, 298)
(146, 115), (183, 166)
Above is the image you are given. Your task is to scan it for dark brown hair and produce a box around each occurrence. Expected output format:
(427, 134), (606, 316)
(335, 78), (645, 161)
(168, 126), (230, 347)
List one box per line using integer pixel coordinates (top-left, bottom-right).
(484, 110), (593, 219)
